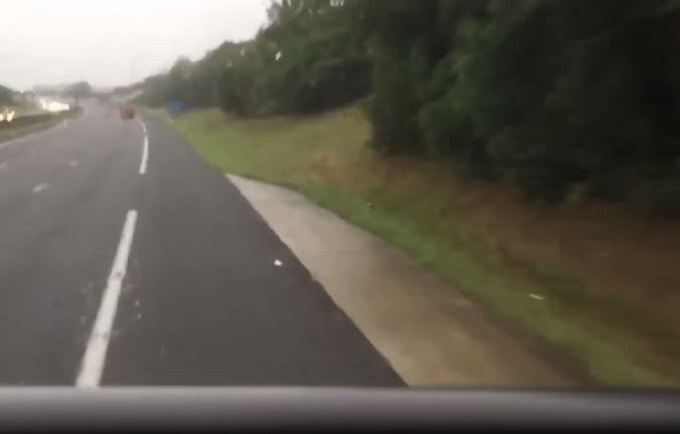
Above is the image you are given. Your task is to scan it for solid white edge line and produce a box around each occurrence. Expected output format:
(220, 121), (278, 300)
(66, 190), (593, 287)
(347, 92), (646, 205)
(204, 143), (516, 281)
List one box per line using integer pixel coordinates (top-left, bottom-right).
(139, 135), (149, 175)
(76, 210), (138, 388)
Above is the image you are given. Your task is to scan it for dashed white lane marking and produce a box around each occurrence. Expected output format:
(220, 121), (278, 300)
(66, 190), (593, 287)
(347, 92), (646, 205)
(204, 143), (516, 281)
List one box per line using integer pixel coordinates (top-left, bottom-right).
(76, 210), (138, 388)
(140, 136), (149, 175)
(139, 121), (149, 175)
(32, 183), (50, 193)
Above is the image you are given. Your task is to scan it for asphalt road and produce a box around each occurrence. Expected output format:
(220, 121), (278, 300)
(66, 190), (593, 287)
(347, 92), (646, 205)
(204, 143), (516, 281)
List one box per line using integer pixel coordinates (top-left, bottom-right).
(0, 104), (403, 387)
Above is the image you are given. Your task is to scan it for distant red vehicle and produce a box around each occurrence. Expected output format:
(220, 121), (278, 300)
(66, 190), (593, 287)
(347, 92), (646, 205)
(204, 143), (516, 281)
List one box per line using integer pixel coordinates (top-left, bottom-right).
(119, 105), (136, 120)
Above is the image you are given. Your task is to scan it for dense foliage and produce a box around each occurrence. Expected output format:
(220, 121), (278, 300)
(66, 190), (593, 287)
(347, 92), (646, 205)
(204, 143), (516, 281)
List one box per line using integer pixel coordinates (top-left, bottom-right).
(138, 0), (371, 116)
(366, 0), (680, 211)
(138, 0), (680, 213)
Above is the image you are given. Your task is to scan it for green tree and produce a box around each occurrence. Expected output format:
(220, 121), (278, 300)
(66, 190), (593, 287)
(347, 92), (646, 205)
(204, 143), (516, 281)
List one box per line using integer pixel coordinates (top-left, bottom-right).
(66, 81), (92, 107)
(0, 84), (15, 105)
(367, 0), (680, 207)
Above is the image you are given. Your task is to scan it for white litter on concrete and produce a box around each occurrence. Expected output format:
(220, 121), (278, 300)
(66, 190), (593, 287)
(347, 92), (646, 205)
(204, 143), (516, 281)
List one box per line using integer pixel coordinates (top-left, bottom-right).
(32, 183), (50, 193)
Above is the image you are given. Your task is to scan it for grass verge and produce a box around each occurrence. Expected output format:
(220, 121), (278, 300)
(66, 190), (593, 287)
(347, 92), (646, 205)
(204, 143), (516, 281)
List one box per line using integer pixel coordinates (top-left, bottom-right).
(158, 106), (680, 387)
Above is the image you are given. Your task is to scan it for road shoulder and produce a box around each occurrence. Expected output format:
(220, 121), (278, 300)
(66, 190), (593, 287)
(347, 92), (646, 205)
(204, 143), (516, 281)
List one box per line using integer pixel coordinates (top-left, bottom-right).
(227, 174), (575, 387)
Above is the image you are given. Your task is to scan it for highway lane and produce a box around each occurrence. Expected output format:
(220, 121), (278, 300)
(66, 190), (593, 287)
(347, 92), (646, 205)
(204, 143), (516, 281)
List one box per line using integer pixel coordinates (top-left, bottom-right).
(0, 105), (142, 384)
(0, 103), (402, 387)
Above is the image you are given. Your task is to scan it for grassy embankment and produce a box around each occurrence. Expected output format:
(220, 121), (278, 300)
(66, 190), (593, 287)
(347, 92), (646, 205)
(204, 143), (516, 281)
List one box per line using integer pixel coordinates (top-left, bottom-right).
(161, 106), (680, 387)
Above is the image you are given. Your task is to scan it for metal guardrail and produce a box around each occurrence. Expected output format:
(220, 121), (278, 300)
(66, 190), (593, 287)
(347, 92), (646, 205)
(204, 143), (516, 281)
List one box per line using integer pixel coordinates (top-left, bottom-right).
(0, 109), (79, 131)
(0, 112), (54, 130)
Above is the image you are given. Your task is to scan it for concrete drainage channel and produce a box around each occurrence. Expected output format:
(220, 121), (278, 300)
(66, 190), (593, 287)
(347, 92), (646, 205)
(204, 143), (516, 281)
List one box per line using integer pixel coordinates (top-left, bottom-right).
(226, 174), (575, 388)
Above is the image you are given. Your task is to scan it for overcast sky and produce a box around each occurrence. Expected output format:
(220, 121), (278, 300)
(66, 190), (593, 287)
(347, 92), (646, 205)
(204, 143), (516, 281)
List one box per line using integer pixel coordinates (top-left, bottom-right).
(0, 0), (270, 91)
